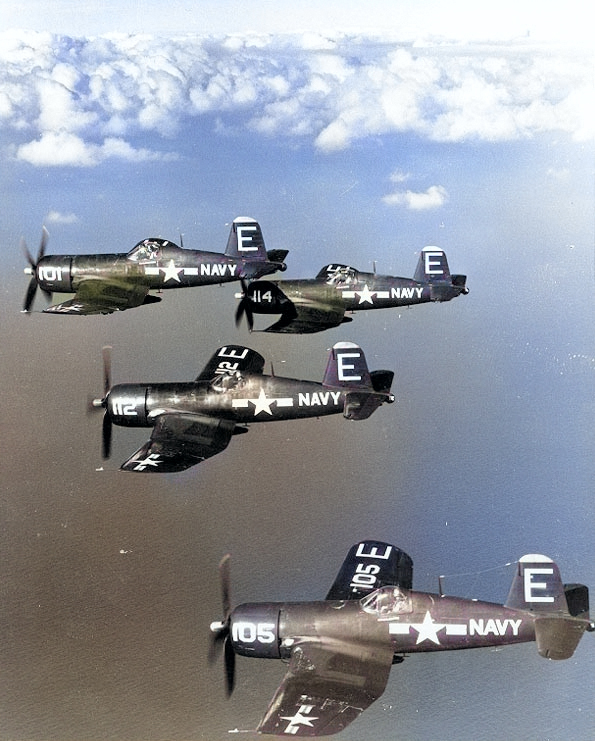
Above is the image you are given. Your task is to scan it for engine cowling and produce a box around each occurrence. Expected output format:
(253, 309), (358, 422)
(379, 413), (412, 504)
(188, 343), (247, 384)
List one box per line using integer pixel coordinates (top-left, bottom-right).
(229, 603), (281, 658)
(36, 256), (73, 293)
(246, 281), (289, 314)
(106, 384), (148, 426)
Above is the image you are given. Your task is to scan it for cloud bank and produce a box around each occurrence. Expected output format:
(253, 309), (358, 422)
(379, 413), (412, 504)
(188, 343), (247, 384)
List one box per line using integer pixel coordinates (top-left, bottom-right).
(1, 30), (592, 167)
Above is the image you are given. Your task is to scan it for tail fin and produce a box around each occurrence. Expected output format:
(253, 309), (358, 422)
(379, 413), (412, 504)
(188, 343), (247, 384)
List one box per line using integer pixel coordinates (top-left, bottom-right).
(413, 247), (451, 283)
(323, 342), (373, 390)
(323, 342), (395, 420)
(506, 554), (593, 660)
(225, 217), (267, 260)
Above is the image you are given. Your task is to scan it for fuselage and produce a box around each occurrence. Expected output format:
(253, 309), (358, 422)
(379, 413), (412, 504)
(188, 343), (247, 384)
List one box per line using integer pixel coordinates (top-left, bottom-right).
(34, 246), (279, 294)
(229, 589), (537, 663)
(106, 376), (352, 428)
(256, 271), (465, 315)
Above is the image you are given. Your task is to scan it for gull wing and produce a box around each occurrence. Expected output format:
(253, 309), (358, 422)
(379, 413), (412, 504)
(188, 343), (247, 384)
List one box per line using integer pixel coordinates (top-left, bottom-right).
(43, 278), (156, 315)
(263, 287), (347, 334)
(120, 413), (236, 473)
(325, 541), (413, 600)
(257, 640), (393, 737)
(195, 345), (266, 382)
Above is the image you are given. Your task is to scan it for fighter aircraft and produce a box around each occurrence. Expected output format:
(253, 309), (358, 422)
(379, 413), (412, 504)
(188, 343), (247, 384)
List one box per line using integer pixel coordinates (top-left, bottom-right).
(89, 343), (395, 473)
(234, 247), (468, 333)
(209, 539), (593, 736)
(22, 217), (288, 314)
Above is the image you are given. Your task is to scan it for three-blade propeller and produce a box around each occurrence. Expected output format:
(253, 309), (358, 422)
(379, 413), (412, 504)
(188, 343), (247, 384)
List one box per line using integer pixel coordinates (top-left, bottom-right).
(22, 227), (50, 313)
(209, 553), (236, 696)
(88, 346), (113, 459)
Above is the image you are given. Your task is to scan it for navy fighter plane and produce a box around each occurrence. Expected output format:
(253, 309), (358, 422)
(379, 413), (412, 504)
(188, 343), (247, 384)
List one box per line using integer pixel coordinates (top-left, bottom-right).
(90, 343), (394, 473)
(22, 217), (287, 314)
(235, 247), (468, 333)
(210, 540), (593, 736)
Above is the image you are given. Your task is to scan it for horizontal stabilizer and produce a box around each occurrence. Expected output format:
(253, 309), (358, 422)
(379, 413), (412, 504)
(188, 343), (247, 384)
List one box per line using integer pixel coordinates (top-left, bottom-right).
(534, 616), (588, 660)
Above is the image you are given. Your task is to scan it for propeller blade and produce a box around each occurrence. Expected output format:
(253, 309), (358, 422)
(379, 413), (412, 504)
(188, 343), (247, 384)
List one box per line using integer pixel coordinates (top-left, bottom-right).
(102, 412), (112, 459)
(234, 279), (254, 331)
(38, 226), (49, 262)
(235, 298), (254, 331)
(219, 553), (232, 622)
(23, 275), (38, 313)
(102, 346), (112, 397)
(224, 636), (236, 696)
(21, 237), (36, 270)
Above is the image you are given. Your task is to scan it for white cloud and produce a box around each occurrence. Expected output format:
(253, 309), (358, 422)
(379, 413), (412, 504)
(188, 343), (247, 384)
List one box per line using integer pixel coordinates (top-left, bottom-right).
(383, 184), (449, 210)
(16, 131), (177, 166)
(1, 29), (592, 167)
(45, 210), (78, 224)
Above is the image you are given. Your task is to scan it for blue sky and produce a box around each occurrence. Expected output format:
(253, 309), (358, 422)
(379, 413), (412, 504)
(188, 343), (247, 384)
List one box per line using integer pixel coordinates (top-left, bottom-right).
(1, 3), (594, 740)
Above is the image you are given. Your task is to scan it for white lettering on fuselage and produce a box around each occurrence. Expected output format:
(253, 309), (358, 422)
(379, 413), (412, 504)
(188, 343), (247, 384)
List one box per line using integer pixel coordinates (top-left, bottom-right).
(389, 615), (523, 643)
(298, 391), (341, 407)
(468, 618), (522, 637)
(200, 263), (237, 277)
(390, 286), (424, 300)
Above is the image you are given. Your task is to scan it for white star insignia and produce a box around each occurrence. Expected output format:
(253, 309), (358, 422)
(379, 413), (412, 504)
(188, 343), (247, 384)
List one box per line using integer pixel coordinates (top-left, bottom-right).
(160, 259), (182, 283)
(133, 453), (161, 471)
(282, 706), (318, 733)
(249, 388), (274, 415)
(411, 611), (445, 645)
(356, 284), (375, 304)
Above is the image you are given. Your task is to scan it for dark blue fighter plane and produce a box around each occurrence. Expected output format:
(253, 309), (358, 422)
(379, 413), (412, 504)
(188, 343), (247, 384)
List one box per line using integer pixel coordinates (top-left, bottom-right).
(210, 540), (593, 736)
(90, 343), (395, 473)
(235, 247), (468, 333)
(22, 217), (287, 314)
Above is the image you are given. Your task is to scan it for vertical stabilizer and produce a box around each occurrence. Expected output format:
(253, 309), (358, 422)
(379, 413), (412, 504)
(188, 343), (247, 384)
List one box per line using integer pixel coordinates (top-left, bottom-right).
(413, 247), (451, 283)
(323, 342), (373, 389)
(225, 217), (267, 260)
(505, 554), (568, 613)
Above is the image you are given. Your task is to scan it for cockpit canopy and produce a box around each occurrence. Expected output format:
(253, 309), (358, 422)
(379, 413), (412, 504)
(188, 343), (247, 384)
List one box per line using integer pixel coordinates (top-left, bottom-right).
(317, 264), (358, 286)
(127, 239), (171, 263)
(211, 371), (245, 393)
(361, 586), (413, 617)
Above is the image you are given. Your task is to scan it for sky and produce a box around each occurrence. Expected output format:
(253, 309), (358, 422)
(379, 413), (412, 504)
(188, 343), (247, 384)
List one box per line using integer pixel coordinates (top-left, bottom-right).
(1, 2), (594, 740)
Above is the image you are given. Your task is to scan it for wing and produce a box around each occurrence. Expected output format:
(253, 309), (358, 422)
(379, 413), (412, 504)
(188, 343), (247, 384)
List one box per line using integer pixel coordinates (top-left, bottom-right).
(263, 285), (348, 334)
(120, 414), (236, 473)
(195, 345), (266, 382)
(257, 640), (393, 737)
(43, 278), (154, 315)
(263, 301), (348, 334)
(325, 541), (413, 600)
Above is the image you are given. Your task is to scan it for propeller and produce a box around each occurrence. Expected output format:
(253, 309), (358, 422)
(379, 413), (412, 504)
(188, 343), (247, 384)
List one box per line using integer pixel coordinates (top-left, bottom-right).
(22, 227), (50, 313)
(234, 278), (254, 332)
(209, 553), (236, 696)
(88, 346), (113, 459)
